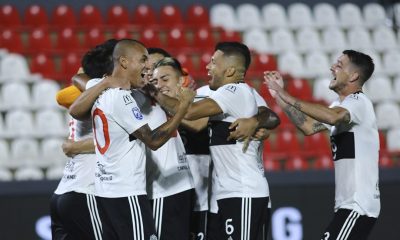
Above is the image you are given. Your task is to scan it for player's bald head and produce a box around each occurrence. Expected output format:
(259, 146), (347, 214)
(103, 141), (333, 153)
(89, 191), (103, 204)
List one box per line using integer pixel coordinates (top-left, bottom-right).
(112, 39), (146, 65)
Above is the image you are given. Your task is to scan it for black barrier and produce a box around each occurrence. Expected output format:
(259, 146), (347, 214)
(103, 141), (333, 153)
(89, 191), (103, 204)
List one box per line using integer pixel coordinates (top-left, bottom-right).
(0, 170), (399, 240)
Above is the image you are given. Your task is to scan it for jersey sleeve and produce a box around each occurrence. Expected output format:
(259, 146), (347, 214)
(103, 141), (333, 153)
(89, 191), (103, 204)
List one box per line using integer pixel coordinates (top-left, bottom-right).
(209, 84), (243, 115)
(112, 91), (148, 134)
(86, 78), (103, 90)
(251, 88), (268, 107)
(338, 94), (364, 124)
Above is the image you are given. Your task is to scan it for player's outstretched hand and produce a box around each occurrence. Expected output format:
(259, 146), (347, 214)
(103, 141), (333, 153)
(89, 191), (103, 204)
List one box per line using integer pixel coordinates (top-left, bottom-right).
(176, 87), (195, 107)
(263, 71), (284, 98)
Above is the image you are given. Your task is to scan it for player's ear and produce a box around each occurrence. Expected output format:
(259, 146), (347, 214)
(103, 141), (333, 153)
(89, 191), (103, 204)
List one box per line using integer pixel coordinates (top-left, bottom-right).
(119, 56), (128, 69)
(349, 71), (359, 83)
(225, 67), (236, 77)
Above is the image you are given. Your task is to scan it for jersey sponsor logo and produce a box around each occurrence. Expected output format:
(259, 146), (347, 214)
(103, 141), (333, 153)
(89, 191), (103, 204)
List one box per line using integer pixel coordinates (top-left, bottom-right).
(131, 107), (144, 120)
(123, 94), (134, 105)
(224, 85), (237, 93)
(330, 132), (355, 161)
(348, 94), (359, 100)
(65, 159), (75, 172)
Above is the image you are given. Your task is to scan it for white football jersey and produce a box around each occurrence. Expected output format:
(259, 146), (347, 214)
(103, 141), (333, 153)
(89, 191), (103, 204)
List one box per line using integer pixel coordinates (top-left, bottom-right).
(208, 83), (269, 200)
(134, 90), (193, 199)
(92, 88), (148, 198)
(327, 92), (380, 218)
(54, 117), (96, 195)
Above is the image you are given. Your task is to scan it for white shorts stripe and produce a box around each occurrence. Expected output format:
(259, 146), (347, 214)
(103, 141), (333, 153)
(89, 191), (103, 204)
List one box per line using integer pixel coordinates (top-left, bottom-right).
(241, 198), (245, 240)
(133, 196), (145, 240)
(248, 198), (252, 239)
(90, 195), (103, 232)
(128, 196), (139, 240)
(241, 198), (251, 240)
(86, 194), (102, 240)
(336, 211), (360, 240)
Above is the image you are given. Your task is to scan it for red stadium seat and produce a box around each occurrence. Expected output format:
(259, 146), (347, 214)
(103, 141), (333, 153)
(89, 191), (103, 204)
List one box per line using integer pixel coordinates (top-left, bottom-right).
(30, 53), (57, 79)
(166, 27), (189, 50)
(285, 155), (309, 171)
(113, 28), (133, 40)
(61, 52), (82, 80)
(24, 4), (48, 27)
(139, 29), (161, 47)
(193, 27), (215, 50)
(159, 5), (183, 27)
(379, 154), (394, 168)
(107, 5), (130, 27)
(0, 29), (24, 52)
(132, 4), (157, 26)
(220, 30), (242, 42)
(56, 27), (81, 52)
(27, 28), (52, 53)
(264, 155), (280, 171)
(247, 53), (278, 78)
(379, 130), (387, 153)
(196, 51), (212, 78)
(0, 4), (21, 27)
(186, 4), (210, 27)
(83, 28), (106, 49)
(303, 132), (331, 156)
(286, 78), (313, 100)
(275, 129), (300, 153)
(314, 154), (334, 170)
(176, 53), (195, 74)
(78, 4), (103, 28)
(51, 4), (76, 28)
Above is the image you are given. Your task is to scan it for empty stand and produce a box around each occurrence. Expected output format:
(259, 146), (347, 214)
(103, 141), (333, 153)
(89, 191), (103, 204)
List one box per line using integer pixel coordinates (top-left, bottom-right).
(51, 4), (76, 28)
(1, 82), (31, 111)
(186, 4), (210, 27)
(387, 128), (400, 151)
(286, 78), (313, 101)
(243, 28), (270, 54)
(236, 3), (262, 30)
(372, 27), (398, 53)
(296, 28), (321, 53)
(288, 3), (313, 29)
(159, 5), (183, 27)
(55, 27), (81, 52)
(0, 29), (24, 53)
(139, 29), (161, 48)
(83, 27), (106, 49)
(365, 76), (394, 102)
(30, 53), (57, 79)
(0, 53), (31, 81)
(313, 77), (339, 104)
(277, 52), (305, 77)
(14, 167), (44, 180)
(363, 3), (387, 29)
(106, 5), (130, 27)
(10, 138), (39, 168)
(192, 27), (216, 51)
(35, 109), (67, 138)
(40, 138), (69, 168)
(78, 4), (103, 28)
(285, 155), (309, 171)
(24, 4), (48, 27)
(321, 27), (347, 54)
(270, 28), (295, 54)
(27, 28), (52, 54)
(210, 3), (238, 31)
(313, 3), (338, 29)
(376, 101), (400, 129)
(60, 52), (82, 81)
(304, 51), (331, 78)
(31, 80), (61, 109)
(4, 110), (35, 138)
(261, 3), (287, 30)
(0, 4), (21, 27)
(338, 3), (363, 29)
(132, 4), (157, 26)
(347, 27), (373, 51)
(382, 51), (400, 76)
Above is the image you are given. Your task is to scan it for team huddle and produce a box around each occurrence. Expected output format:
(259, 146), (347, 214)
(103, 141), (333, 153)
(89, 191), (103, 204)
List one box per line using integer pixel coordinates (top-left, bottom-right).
(50, 39), (380, 240)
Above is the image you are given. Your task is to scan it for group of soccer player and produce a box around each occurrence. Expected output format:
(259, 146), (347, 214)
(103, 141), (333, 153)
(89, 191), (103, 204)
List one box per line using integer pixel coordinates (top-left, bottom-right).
(50, 37), (380, 240)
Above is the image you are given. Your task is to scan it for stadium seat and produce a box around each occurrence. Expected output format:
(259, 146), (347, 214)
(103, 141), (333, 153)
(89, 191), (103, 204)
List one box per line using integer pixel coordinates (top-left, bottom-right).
(304, 51), (331, 78)
(338, 3), (363, 29)
(313, 77), (339, 104)
(30, 53), (57, 79)
(248, 53), (277, 74)
(192, 27), (216, 51)
(393, 75), (400, 102)
(32, 80), (61, 109)
(186, 4), (209, 27)
(296, 28), (321, 53)
(35, 109), (67, 138)
(0, 114), (4, 138)
(314, 154), (334, 170)
(113, 28), (133, 40)
(313, 3), (338, 29)
(287, 3), (313, 29)
(286, 78), (313, 101)
(60, 52), (82, 81)
(243, 28), (270, 54)
(219, 30), (242, 42)
(176, 53), (195, 74)
(14, 167), (44, 180)
(263, 154), (280, 171)
(0, 4), (21, 27)
(0, 140), (10, 167)
(372, 27), (398, 53)
(261, 3), (287, 30)
(365, 76), (393, 103)
(363, 3), (386, 29)
(303, 132), (331, 155)
(0, 29), (24, 53)
(27, 28), (52, 54)
(365, 51), (383, 76)
(159, 5), (183, 27)
(0, 168), (12, 181)
(275, 129), (301, 154)
(0, 53), (31, 82)
(285, 155), (309, 171)
(24, 4), (48, 27)
(387, 128), (400, 151)
(382, 51), (400, 76)
(197, 52), (213, 77)
(78, 4), (103, 28)
(379, 154), (395, 168)
(55, 27), (81, 52)
(210, 3), (238, 31)
(165, 27), (189, 50)
(321, 27), (347, 54)
(376, 101), (400, 129)
(139, 29), (161, 48)
(236, 3), (262, 30)
(270, 29), (295, 54)
(51, 4), (76, 28)
(1, 82), (31, 111)
(347, 27), (372, 51)
(132, 4), (157, 26)
(46, 165), (65, 180)
(10, 138), (39, 168)
(107, 4), (130, 27)
(83, 27), (106, 49)
(4, 110), (35, 138)
(40, 138), (69, 168)
(277, 52), (305, 77)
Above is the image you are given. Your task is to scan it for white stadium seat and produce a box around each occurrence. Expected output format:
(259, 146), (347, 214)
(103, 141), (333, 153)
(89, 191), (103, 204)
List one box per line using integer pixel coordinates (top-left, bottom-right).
(236, 3), (262, 30)
(14, 167), (44, 180)
(313, 77), (339, 103)
(10, 138), (39, 168)
(304, 51), (331, 78)
(296, 28), (321, 53)
(0, 82), (32, 111)
(313, 3), (338, 29)
(278, 52), (305, 77)
(31, 80), (61, 109)
(40, 138), (69, 168)
(363, 3), (387, 29)
(338, 3), (363, 29)
(382, 51), (400, 76)
(387, 128), (400, 151)
(210, 3), (238, 31)
(372, 27), (398, 53)
(365, 76), (394, 103)
(321, 27), (347, 54)
(375, 101), (400, 129)
(270, 28), (295, 54)
(243, 28), (270, 53)
(0, 168), (12, 181)
(35, 109), (67, 138)
(0, 140), (10, 167)
(0, 53), (31, 82)
(261, 3), (287, 30)
(46, 165), (65, 180)
(347, 27), (373, 51)
(288, 3), (313, 29)
(4, 110), (35, 138)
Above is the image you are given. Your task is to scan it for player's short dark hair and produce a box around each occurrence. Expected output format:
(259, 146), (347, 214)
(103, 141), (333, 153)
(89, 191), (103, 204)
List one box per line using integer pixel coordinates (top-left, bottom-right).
(215, 42), (251, 71)
(154, 57), (184, 76)
(81, 39), (118, 78)
(147, 48), (171, 58)
(343, 50), (374, 84)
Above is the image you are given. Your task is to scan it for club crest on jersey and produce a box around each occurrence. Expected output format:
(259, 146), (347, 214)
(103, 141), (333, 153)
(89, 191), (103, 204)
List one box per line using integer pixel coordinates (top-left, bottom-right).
(225, 85), (237, 93)
(123, 94), (133, 105)
(132, 107), (143, 120)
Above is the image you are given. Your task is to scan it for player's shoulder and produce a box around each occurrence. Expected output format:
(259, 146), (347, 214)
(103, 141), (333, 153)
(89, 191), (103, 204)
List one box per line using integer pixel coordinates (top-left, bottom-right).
(219, 82), (249, 94)
(345, 91), (371, 104)
(86, 77), (103, 90)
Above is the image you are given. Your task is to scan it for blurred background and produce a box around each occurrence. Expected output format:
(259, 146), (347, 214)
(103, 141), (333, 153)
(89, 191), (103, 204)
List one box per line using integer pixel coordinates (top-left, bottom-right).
(0, 0), (399, 239)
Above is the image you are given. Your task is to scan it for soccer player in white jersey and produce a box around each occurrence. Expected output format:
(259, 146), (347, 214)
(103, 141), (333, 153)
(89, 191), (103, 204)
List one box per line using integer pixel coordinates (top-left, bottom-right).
(50, 39), (117, 240)
(265, 50), (380, 239)
(152, 42), (280, 240)
(69, 39), (196, 239)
